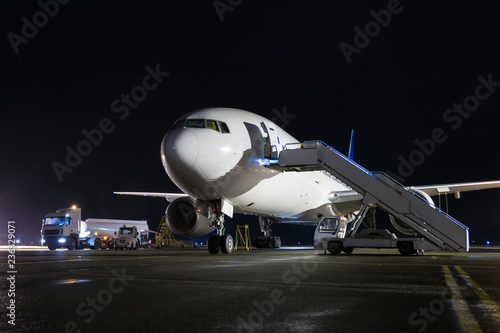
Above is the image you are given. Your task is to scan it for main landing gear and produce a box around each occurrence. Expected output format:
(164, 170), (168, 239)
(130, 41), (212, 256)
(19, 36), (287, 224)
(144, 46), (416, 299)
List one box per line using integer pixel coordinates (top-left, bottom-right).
(253, 217), (281, 249)
(207, 211), (234, 254)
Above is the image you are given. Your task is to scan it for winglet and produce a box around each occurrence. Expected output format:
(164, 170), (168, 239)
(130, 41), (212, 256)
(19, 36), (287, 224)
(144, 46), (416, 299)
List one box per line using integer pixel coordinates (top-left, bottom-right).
(348, 129), (355, 160)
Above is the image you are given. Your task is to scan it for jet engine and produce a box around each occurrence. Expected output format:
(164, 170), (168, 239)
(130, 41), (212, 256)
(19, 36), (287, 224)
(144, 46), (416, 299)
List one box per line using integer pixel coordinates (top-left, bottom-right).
(166, 197), (213, 237)
(389, 189), (434, 235)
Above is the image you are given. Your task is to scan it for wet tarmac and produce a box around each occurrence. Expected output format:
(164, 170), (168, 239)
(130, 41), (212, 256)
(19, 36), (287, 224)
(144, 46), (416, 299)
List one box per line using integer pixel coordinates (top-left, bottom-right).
(1, 246), (500, 332)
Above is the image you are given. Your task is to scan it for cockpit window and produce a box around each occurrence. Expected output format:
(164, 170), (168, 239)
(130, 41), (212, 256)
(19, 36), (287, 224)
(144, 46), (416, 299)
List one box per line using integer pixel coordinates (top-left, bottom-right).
(171, 119), (186, 129)
(219, 121), (230, 133)
(206, 120), (219, 131)
(171, 118), (230, 133)
(185, 119), (205, 128)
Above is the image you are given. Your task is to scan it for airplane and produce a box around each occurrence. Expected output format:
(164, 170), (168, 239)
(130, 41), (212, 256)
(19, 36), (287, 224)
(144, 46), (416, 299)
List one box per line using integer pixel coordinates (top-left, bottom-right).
(115, 107), (500, 254)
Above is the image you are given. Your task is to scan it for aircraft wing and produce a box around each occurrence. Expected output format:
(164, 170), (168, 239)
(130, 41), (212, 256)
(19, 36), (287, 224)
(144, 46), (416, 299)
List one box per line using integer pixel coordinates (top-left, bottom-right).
(327, 181), (500, 209)
(113, 192), (189, 202)
(409, 180), (500, 197)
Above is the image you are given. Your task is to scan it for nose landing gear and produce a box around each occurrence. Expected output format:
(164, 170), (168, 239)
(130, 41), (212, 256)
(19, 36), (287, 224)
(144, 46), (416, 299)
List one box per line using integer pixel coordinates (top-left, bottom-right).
(207, 211), (234, 254)
(208, 233), (234, 254)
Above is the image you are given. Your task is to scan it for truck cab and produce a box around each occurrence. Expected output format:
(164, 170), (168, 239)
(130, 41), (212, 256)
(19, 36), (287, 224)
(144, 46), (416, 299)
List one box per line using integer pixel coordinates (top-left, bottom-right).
(42, 207), (82, 250)
(115, 226), (141, 250)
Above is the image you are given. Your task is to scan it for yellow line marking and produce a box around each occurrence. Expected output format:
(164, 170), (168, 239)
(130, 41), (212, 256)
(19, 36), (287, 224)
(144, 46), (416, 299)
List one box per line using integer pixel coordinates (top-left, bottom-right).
(442, 265), (483, 332)
(455, 265), (500, 327)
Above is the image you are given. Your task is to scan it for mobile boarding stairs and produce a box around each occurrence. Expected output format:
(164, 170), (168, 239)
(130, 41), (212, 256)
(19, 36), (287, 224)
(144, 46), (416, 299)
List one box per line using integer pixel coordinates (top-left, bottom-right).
(271, 141), (469, 253)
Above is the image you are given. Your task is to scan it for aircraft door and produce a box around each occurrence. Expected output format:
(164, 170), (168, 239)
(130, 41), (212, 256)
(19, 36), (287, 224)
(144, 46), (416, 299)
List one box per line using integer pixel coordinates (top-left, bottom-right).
(260, 122), (282, 159)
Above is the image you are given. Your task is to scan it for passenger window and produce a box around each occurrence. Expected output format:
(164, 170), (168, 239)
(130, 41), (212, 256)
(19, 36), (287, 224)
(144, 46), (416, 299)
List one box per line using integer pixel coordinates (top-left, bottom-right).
(185, 119), (205, 128)
(206, 120), (219, 132)
(219, 121), (230, 133)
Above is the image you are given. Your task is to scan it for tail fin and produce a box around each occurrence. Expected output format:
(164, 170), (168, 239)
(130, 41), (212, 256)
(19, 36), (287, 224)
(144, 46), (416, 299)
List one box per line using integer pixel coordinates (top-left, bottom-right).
(348, 129), (355, 160)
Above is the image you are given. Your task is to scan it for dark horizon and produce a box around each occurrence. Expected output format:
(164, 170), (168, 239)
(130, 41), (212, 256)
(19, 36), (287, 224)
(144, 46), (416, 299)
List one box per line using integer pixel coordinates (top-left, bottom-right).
(2, 1), (500, 245)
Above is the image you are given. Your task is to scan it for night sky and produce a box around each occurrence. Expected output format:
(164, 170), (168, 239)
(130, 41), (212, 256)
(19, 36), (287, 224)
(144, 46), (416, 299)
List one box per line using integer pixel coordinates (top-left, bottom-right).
(1, 0), (500, 245)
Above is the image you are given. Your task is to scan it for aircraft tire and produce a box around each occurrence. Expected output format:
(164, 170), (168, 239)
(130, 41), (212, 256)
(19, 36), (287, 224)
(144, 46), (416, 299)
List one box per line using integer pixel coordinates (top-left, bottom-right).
(271, 237), (281, 248)
(208, 235), (220, 254)
(220, 234), (234, 254)
(252, 236), (264, 248)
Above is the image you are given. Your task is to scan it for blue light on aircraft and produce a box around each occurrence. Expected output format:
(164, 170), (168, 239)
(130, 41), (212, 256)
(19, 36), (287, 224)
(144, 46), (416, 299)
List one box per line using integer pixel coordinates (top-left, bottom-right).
(256, 158), (279, 166)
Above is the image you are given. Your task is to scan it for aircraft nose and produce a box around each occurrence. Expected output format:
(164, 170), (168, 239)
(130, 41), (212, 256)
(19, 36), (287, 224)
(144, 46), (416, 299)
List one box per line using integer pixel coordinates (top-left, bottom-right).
(162, 129), (199, 169)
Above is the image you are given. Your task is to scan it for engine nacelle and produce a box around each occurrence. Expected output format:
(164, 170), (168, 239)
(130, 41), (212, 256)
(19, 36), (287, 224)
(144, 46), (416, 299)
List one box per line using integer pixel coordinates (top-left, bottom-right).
(389, 189), (434, 235)
(166, 197), (213, 237)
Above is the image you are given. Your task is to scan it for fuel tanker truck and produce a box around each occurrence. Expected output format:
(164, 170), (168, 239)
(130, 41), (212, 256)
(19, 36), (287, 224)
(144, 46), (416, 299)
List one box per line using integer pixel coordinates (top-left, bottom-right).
(41, 206), (149, 250)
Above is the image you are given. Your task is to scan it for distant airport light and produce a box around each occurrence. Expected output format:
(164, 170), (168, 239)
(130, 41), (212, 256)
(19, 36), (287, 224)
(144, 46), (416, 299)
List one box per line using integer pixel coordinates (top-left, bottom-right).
(16, 239), (20, 244)
(486, 241), (491, 245)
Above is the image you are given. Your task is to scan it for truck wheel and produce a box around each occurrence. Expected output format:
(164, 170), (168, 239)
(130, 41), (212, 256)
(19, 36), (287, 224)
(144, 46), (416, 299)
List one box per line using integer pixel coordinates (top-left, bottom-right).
(67, 238), (77, 251)
(343, 247), (354, 254)
(134, 239), (139, 250)
(327, 241), (343, 255)
(48, 243), (57, 251)
(94, 238), (101, 250)
(398, 241), (415, 256)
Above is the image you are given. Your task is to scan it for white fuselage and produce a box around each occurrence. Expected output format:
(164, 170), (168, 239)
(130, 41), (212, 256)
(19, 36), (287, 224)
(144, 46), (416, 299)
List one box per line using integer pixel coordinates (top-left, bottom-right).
(161, 108), (354, 222)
